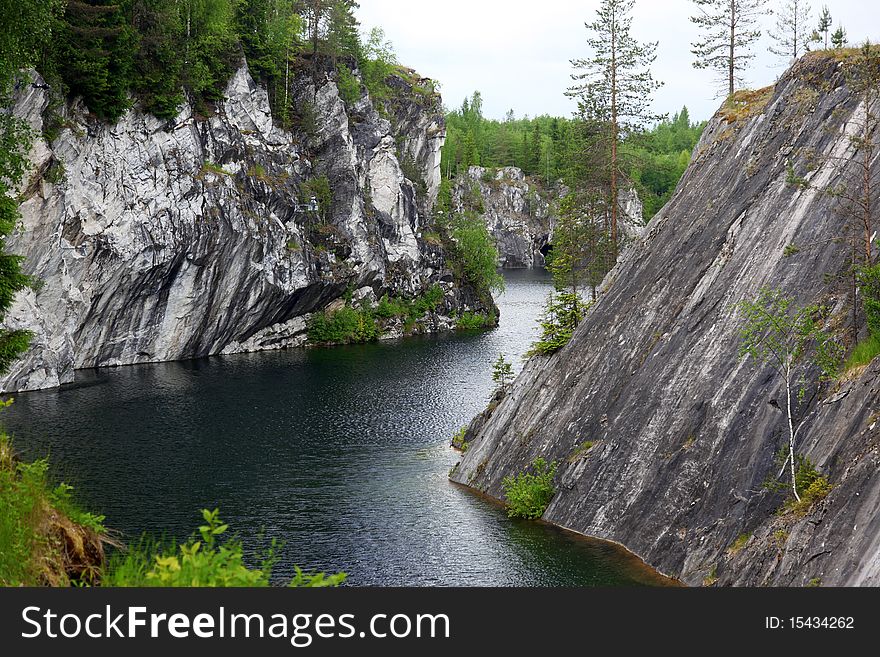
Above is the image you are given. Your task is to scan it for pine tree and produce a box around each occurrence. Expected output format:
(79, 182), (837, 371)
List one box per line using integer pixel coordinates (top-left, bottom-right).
(817, 5), (832, 49)
(690, 0), (769, 96)
(567, 0), (662, 260)
(325, 1), (361, 61)
(491, 355), (514, 396)
(58, 0), (135, 120)
(769, 0), (814, 64)
(831, 25), (848, 49)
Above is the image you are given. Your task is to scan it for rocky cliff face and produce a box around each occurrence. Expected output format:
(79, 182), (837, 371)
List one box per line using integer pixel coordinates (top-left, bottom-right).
(452, 166), (643, 269)
(1, 61), (487, 393)
(451, 53), (880, 586)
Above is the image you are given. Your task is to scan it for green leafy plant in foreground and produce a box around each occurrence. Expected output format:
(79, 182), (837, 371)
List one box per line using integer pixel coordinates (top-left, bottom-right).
(104, 509), (346, 588)
(501, 458), (557, 520)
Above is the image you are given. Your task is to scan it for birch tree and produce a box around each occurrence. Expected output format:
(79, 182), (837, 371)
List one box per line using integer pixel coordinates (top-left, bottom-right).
(769, 0), (814, 64)
(737, 290), (842, 502)
(690, 0), (769, 96)
(567, 0), (662, 260)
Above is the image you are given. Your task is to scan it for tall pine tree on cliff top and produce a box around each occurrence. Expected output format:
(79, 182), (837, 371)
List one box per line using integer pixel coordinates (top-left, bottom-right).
(690, 0), (768, 96)
(769, 0), (814, 64)
(567, 0), (662, 260)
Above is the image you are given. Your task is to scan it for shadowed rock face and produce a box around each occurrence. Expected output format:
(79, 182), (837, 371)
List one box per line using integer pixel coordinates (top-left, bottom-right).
(452, 166), (644, 269)
(451, 54), (880, 586)
(1, 62), (489, 393)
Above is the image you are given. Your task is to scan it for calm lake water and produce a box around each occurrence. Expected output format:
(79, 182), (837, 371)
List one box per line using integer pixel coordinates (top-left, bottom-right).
(3, 270), (669, 586)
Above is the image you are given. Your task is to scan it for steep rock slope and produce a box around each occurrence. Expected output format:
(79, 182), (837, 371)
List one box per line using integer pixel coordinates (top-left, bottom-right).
(452, 166), (644, 268)
(451, 54), (880, 586)
(1, 61), (486, 392)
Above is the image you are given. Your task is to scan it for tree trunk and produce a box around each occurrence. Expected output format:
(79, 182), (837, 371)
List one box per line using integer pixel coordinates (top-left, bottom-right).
(864, 95), (874, 265)
(610, 13), (619, 261)
(728, 0), (735, 96)
(785, 362), (801, 502)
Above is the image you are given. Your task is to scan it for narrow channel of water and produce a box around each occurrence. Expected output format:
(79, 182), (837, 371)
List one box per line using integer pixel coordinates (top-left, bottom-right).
(3, 270), (669, 586)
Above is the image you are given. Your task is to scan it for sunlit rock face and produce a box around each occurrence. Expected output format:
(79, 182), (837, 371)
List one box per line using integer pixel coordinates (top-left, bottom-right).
(1, 62), (481, 392)
(452, 54), (880, 586)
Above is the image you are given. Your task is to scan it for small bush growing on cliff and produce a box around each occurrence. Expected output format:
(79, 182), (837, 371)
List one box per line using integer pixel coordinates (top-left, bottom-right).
(375, 285), (444, 325)
(450, 214), (504, 298)
(456, 311), (496, 331)
(336, 64), (361, 106)
(501, 458), (557, 520)
(528, 292), (589, 357)
(307, 306), (378, 345)
(104, 508), (346, 588)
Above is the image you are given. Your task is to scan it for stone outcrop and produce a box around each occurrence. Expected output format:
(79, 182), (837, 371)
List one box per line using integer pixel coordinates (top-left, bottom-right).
(451, 53), (880, 586)
(1, 61), (487, 392)
(452, 166), (644, 269)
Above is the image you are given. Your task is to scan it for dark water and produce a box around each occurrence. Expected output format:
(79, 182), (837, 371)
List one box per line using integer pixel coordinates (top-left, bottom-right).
(3, 270), (669, 586)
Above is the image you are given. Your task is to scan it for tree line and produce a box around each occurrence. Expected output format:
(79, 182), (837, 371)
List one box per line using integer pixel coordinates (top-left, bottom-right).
(4, 1), (401, 125)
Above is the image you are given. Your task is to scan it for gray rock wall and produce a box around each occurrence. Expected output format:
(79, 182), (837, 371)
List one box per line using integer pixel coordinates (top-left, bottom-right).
(452, 166), (644, 269)
(1, 62), (469, 392)
(451, 54), (880, 586)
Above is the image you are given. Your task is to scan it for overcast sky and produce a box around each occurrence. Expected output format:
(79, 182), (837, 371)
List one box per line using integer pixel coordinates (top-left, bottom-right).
(357, 0), (880, 122)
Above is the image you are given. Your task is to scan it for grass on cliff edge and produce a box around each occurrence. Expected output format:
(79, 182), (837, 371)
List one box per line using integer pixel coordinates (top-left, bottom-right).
(0, 428), (106, 586)
(843, 335), (880, 372)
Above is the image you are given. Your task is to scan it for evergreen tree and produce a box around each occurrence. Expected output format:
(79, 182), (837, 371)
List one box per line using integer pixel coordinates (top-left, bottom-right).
(0, 1), (65, 373)
(131, 0), (185, 120)
(57, 1), (135, 120)
(817, 5), (832, 49)
(831, 25), (848, 49)
(567, 0), (662, 260)
(690, 0), (768, 96)
(769, 0), (814, 64)
(325, 1), (361, 61)
(492, 355), (514, 396)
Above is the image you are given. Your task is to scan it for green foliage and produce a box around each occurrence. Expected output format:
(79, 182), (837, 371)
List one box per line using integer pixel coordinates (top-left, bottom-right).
(624, 109), (706, 219)
(737, 289), (843, 386)
(492, 354), (514, 396)
(358, 27), (397, 103)
(784, 476), (833, 517)
(53, 0), (136, 121)
(451, 427), (468, 450)
(307, 305), (378, 345)
(374, 286), (443, 326)
(300, 176), (333, 222)
(501, 458), (557, 520)
(843, 335), (880, 371)
(456, 311), (496, 331)
(450, 215), (504, 299)
(104, 508), (346, 587)
(336, 63), (361, 105)
(529, 292), (589, 357)
(442, 96), (702, 222)
(727, 532), (752, 556)
(568, 441), (595, 463)
(858, 264), (880, 339)
(549, 193), (612, 299)
(0, 21), (37, 373)
(0, 429), (102, 586)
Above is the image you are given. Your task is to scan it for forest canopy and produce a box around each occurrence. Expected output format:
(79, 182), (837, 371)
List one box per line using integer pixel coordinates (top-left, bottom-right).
(442, 92), (706, 221)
